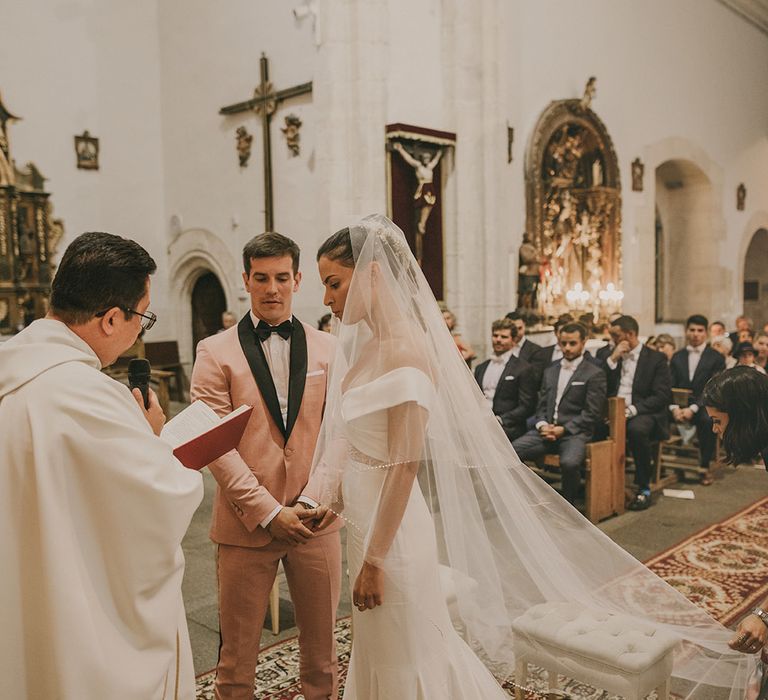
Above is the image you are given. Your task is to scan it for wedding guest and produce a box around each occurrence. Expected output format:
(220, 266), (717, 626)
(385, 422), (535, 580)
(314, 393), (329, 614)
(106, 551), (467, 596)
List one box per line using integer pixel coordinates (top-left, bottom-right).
(539, 315), (573, 367)
(709, 320), (727, 340)
(645, 335), (658, 350)
(703, 368), (768, 657)
(655, 334), (676, 364)
(505, 310), (545, 373)
(754, 332), (768, 370)
(669, 314), (725, 485)
(318, 312), (332, 332)
(474, 318), (538, 442)
(513, 322), (607, 504)
(712, 335), (737, 369)
(442, 307), (476, 366)
(734, 341), (766, 373)
(737, 328), (755, 344)
(730, 315), (754, 340)
(219, 310), (238, 332)
(602, 315), (671, 510)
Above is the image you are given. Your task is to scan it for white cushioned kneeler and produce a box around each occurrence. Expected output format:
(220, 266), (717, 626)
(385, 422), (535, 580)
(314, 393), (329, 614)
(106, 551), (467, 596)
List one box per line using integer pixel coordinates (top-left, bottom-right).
(511, 602), (678, 699)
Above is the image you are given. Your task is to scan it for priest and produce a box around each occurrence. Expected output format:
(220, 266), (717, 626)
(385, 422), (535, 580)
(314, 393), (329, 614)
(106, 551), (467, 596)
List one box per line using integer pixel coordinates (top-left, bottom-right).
(0, 232), (203, 699)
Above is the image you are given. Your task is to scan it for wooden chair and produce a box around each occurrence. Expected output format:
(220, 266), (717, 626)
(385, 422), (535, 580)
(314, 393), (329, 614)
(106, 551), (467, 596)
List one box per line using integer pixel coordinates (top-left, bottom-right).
(659, 388), (721, 482)
(526, 397), (626, 523)
(144, 340), (186, 401)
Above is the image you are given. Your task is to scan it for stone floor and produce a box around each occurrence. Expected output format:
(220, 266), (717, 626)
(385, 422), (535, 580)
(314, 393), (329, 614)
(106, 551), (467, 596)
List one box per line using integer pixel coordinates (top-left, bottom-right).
(182, 459), (768, 676)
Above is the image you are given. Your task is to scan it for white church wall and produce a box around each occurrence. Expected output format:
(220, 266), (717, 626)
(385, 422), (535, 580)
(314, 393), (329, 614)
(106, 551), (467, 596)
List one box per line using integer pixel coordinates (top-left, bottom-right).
(1, 0), (168, 330)
(506, 0), (768, 334)
(157, 0), (325, 346)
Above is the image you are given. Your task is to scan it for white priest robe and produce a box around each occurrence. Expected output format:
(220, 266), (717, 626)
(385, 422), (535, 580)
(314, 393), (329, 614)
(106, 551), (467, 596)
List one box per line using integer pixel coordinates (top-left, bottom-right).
(0, 319), (203, 699)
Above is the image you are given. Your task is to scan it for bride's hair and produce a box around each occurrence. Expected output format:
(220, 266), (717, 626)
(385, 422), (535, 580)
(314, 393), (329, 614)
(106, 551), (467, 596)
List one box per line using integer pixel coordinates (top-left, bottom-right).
(316, 227), (354, 266)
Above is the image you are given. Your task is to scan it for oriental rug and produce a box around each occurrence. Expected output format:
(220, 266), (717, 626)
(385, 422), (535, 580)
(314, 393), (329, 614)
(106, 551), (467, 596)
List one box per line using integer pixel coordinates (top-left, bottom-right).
(195, 496), (768, 699)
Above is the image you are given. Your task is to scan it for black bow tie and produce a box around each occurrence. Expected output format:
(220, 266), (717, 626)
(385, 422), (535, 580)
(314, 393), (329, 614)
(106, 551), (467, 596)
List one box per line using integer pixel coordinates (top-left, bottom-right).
(254, 319), (293, 342)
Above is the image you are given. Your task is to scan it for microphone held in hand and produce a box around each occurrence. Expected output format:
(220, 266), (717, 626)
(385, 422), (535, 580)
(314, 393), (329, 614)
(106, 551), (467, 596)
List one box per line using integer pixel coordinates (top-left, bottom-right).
(128, 358), (151, 409)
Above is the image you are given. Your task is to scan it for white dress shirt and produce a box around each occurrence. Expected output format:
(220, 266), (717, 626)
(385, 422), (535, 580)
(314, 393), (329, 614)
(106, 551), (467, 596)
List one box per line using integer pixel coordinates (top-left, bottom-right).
(606, 342), (643, 417)
(687, 344), (704, 381)
(511, 337), (526, 359)
(482, 349), (512, 410)
(553, 354), (583, 422)
(250, 311), (292, 528)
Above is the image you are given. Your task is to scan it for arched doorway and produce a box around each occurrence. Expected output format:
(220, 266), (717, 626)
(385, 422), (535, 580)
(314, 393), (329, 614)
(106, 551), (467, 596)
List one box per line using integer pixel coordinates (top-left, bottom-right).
(743, 229), (768, 326)
(654, 159), (715, 322)
(191, 271), (227, 354)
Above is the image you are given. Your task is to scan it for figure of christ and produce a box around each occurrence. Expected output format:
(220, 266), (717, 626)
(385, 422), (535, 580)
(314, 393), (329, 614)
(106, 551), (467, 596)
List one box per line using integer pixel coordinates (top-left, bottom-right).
(392, 141), (442, 266)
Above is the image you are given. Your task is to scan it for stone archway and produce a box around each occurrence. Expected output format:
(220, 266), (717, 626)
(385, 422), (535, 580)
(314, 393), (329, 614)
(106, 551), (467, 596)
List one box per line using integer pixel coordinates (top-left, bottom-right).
(743, 228), (768, 327)
(168, 228), (240, 371)
(654, 159), (715, 323)
(191, 271), (227, 353)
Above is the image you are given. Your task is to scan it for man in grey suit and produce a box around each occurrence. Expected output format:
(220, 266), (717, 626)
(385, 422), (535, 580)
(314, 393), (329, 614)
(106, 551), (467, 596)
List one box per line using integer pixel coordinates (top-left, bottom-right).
(512, 323), (608, 504)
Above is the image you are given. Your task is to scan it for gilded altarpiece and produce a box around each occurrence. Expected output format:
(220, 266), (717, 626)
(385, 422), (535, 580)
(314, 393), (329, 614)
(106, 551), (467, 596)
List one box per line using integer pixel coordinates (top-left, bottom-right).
(522, 97), (621, 322)
(0, 95), (63, 334)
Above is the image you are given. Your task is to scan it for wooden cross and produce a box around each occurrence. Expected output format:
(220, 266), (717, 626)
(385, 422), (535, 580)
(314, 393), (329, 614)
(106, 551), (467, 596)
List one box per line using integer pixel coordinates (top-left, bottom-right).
(220, 53), (312, 232)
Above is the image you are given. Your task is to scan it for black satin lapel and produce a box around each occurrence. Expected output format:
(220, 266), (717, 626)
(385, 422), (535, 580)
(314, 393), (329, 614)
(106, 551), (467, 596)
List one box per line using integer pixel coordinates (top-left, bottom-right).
(237, 315), (285, 437)
(285, 318), (308, 441)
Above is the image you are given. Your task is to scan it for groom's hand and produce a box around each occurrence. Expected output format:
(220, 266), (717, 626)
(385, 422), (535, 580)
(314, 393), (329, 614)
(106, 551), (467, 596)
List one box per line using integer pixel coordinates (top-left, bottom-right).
(267, 506), (314, 545)
(301, 504), (337, 532)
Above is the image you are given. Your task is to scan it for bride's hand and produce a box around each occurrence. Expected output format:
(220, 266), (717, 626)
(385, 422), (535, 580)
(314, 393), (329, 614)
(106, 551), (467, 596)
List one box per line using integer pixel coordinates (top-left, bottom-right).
(299, 504), (337, 531)
(353, 562), (383, 612)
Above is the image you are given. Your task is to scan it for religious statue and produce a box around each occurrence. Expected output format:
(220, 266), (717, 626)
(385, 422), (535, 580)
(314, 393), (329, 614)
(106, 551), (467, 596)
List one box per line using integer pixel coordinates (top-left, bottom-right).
(0, 130), (15, 186)
(517, 232), (541, 311)
(391, 141), (443, 266)
(737, 182), (746, 211)
(546, 126), (585, 187)
(281, 114), (302, 156)
(631, 157), (644, 192)
(580, 76), (596, 111)
(235, 126), (253, 167)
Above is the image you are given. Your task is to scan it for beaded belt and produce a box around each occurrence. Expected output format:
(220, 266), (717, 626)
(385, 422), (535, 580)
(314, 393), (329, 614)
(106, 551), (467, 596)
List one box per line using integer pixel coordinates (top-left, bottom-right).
(349, 446), (386, 467)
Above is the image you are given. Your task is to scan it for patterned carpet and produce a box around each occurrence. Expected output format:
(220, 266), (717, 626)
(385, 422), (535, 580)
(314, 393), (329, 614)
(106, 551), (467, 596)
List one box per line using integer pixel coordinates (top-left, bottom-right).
(195, 496), (768, 699)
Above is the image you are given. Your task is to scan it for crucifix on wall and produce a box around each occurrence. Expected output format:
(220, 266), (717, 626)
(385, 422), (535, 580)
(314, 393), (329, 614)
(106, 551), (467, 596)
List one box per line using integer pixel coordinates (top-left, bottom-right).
(219, 53), (312, 232)
(386, 123), (455, 301)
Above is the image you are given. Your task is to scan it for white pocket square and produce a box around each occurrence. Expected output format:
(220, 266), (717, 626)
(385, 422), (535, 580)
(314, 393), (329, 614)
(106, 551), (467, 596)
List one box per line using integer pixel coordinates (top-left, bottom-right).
(571, 381), (585, 386)
(306, 369), (325, 378)
(504, 376), (516, 381)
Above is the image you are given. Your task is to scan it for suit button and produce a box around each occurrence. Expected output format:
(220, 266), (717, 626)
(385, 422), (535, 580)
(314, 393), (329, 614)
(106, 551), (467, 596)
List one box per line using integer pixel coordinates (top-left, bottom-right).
(285, 447), (294, 456)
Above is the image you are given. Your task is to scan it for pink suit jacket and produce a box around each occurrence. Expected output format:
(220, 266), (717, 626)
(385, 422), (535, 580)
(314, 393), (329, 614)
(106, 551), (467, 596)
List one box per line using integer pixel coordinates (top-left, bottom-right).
(190, 316), (338, 548)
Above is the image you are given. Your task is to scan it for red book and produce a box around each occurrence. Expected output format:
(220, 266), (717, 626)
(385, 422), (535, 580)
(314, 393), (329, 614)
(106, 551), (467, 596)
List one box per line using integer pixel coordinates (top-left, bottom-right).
(161, 402), (253, 471)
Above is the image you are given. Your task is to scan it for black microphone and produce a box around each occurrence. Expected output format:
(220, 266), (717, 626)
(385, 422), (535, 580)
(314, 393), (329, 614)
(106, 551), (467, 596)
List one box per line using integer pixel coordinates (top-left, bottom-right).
(128, 358), (151, 409)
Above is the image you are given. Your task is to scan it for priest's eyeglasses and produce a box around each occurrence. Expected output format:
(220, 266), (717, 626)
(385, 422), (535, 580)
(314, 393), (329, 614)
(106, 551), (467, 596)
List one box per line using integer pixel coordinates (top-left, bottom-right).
(95, 306), (157, 331)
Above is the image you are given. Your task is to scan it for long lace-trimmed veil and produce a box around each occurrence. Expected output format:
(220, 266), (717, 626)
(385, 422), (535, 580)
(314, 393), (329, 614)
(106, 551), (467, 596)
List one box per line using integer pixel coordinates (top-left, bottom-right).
(308, 214), (751, 698)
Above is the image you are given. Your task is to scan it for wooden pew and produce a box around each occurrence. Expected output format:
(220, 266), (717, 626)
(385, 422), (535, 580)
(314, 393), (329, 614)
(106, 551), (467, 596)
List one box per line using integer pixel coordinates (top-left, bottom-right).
(144, 340), (186, 401)
(526, 397), (626, 523)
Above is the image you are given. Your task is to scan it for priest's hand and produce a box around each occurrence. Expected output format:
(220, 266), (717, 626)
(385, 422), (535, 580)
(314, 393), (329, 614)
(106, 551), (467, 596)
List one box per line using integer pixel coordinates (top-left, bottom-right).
(132, 387), (165, 436)
(353, 561), (383, 611)
(267, 506), (314, 546)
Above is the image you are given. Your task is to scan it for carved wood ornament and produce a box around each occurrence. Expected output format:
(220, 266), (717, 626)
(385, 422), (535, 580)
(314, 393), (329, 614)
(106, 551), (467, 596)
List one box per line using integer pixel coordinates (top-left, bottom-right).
(523, 78), (622, 322)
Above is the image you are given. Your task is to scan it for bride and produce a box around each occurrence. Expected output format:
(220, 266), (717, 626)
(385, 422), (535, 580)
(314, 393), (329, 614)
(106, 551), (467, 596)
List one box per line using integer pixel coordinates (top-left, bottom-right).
(303, 214), (751, 699)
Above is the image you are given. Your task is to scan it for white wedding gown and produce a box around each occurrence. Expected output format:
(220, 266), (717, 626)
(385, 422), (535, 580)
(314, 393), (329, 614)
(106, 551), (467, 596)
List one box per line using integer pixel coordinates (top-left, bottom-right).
(341, 367), (508, 699)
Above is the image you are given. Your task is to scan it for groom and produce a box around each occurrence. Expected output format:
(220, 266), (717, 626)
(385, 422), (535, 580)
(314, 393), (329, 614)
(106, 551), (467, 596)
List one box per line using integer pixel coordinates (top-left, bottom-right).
(191, 232), (341, 700)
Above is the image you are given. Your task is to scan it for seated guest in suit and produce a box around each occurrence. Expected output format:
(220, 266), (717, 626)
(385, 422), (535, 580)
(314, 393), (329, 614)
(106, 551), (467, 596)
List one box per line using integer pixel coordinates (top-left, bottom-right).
(603, 315), (672, 510)
(539, 316), (573, 367)
(670, 314), (726, 485)
(512, 323), (608, 504)
(505, 311), (544, 372)
(475, 318), (538, 441)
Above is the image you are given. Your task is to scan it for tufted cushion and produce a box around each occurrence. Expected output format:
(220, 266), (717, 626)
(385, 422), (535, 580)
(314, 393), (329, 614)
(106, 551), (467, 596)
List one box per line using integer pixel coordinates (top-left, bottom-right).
(511, 602), (679, 674)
